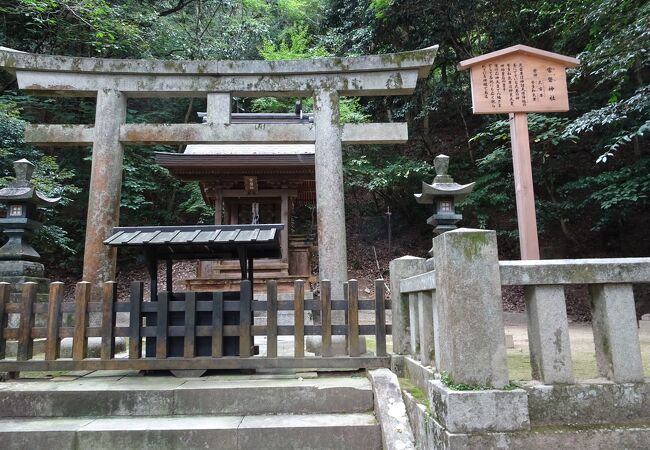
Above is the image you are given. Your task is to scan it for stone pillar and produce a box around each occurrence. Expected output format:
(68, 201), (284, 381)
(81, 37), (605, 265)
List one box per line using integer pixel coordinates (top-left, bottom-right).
(82, 89), (127, 296)
(589, 283), (644, 383)
(525, 285), (574, 384)
(408, 292), (420, 355)
(313, 88), (347, 298)
(433, 228), (508, 387)
(418, 290), (435, 366)
(388, 256), (426, 355)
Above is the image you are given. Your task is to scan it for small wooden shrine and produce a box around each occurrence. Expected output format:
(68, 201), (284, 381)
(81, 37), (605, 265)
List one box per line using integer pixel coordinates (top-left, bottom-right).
(156, 112), (316, 293)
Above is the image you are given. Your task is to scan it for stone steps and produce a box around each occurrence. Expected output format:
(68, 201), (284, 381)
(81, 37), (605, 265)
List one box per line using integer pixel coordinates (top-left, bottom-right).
(0, 412), (381, 450)
(0, 374), (381, 449)
(0, 375), (374, 417)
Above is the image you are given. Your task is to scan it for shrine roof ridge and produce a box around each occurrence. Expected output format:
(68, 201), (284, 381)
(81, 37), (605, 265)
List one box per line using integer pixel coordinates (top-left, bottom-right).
(0, 45), (438, 77)
(458, 44), (580, 70)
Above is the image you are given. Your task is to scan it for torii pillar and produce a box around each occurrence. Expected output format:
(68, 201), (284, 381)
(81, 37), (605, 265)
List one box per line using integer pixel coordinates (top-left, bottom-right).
(313, 88), (348, 298)
(82, 89), (127, 291)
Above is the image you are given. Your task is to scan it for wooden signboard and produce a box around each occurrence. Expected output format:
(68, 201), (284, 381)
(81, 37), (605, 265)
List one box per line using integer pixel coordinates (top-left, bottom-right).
(460, 45), (578, 114)
(459, 45), (579, 259)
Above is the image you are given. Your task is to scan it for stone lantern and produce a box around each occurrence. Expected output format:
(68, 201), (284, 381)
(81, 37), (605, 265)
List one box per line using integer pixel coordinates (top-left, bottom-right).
(415, 154), (475, 236)
(0, 159), (60, 282)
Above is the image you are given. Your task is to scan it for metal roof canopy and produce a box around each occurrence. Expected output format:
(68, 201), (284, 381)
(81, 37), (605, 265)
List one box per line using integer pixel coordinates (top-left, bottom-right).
(105, 224), (283, 300)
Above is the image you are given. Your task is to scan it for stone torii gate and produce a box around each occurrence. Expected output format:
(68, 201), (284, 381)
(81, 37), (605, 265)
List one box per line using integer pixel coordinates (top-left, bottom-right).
(0, 46), (437, 298)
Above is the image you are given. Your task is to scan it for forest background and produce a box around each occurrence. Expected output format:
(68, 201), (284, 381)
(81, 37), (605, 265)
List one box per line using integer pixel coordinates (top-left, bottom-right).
(0, 0), (648, 294)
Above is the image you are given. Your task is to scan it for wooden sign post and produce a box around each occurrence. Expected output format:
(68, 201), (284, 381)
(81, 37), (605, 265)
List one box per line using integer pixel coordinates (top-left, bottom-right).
(459, 45), (579, 259)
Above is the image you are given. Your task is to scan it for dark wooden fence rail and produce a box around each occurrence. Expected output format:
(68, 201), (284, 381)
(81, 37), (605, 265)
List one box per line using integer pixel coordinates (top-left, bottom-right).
(0, 279), (391, 372)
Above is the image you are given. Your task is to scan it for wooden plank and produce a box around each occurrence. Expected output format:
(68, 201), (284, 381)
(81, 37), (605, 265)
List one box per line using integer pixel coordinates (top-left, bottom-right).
(375, 279), (387, 356)
(17, 282), (38, 361)
(129, 282), (143, 359)
(294, 280), (305, 357)
(343, 282), (349, 355)
(72, 282), (91, 360)
(100, 282), (117, 360)
(266, 280), (278, 358)
(348, 280), (360, 357)
(184, 292), (196, 358)
(0, 282), (9, 360)
(156, 291), (169, 359)
(212, 292), (223, 357)
(321, 280), (332, 357)
(239, 280), (252, 357)
(0, 356), (392, 372)
(45, 282), (64, 360)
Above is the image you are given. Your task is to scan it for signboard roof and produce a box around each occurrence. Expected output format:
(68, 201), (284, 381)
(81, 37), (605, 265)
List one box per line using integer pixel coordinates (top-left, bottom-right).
(458, 44), (579, 70)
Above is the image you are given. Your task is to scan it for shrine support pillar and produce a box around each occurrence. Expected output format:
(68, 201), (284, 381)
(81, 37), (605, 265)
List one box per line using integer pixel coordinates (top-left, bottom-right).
(280, 193), (289, 263)
(82, 89), (127, 298)
(313, 88), (348, 298)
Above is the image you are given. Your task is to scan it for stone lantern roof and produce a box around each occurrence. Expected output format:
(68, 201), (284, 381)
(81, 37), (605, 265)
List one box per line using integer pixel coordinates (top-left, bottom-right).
(414, 155), (475, 204)
(0, 159), (61, 207)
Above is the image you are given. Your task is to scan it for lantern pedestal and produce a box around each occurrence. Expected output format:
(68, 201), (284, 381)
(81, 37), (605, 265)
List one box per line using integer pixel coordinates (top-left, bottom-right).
(0, 260), (45, 279)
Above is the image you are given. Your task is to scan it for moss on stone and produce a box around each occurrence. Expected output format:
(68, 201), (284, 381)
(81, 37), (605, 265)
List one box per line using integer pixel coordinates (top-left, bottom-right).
(460, 231), (490, 259)
(399, 377), (432, 416)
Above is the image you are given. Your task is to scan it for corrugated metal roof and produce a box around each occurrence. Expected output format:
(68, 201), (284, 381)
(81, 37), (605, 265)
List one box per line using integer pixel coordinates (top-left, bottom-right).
(104, 224), (283, 260)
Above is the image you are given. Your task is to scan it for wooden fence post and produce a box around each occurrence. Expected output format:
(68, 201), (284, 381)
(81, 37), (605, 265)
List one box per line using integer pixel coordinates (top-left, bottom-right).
(156, 291), (169, 359)
(17, 282), (37, 361)
(239, 280), (252, 357)
(375, 280), (387, 357)
(212, 292), (223, 358)
(129, 281), (143, 359)
(72, 281), (91, 360)
(266, 280), (278, 358)
(45, 282), (64, 360)
(184, 292), (196, 358)
(294, 280), (305, 357)
(0, 282), (9, 360)
(348, 280), (360, 357)
(321, 280), (332, 357)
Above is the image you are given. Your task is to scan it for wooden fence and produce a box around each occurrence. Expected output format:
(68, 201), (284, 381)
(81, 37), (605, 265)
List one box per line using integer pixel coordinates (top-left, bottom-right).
(0, 279), (391, 373)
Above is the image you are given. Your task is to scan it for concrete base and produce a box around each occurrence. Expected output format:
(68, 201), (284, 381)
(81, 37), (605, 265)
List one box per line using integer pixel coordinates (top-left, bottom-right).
(306, 335), (367, 356)
(428, 380), (530, 433)
(524, 381), (650, 426)
(397, 355), (650, 449)
(404, 392), (650, 450)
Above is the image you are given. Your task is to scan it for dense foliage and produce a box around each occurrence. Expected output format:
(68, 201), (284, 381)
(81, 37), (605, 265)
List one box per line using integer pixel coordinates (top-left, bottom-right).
(0, 0), (647, 273)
